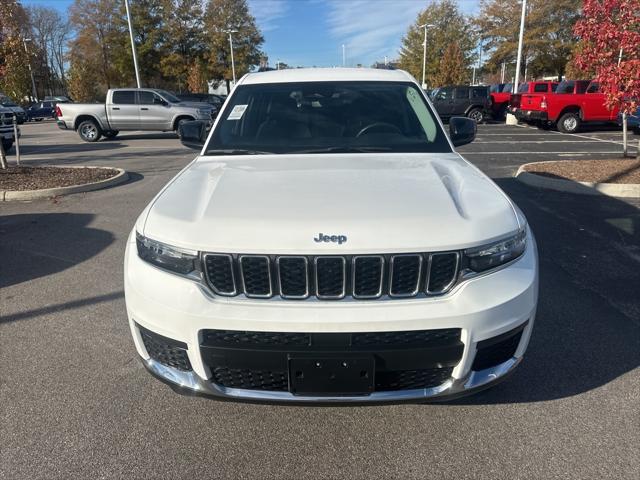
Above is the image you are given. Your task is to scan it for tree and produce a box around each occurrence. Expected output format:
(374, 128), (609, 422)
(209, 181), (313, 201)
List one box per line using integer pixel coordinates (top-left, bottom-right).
(160, 0), (205, 92)
(573, 0), (640, 158)
(0, 0), (32, 102)
(432, 44), (467, 86)
(203, 0), (264, 93)
(27, 6), (71, 96)
(476, 0), (582, 81)
(186, 60), (208, 93)
(68, 0), (130, 96)
(398, 0), (475, 88)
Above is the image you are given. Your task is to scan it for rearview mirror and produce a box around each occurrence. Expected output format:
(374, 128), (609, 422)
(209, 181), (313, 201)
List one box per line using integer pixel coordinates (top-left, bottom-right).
(179, 120), (208, 150)
(449, 117), (476, 147)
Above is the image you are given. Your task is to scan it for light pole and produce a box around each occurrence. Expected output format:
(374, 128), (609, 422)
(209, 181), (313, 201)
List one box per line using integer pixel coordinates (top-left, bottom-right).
(22, 38), (38, 101)
(420, 24), (435, 90)
(342, 44), (346, 67)
(124, 0), (141, 88)
(506, 0), (527, 125)
(223, 29), (238, 85)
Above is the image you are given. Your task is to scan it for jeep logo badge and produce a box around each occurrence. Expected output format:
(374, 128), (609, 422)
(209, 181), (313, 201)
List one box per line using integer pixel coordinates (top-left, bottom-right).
(314, 233), (347, 245)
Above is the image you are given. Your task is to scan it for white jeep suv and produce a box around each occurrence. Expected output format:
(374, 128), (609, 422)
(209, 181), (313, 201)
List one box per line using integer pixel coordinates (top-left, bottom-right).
(124, 68), (538, 402)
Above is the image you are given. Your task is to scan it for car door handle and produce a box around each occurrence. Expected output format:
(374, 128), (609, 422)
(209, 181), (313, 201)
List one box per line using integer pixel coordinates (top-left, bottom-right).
(140, 107), (149, 111)
(112, 107), (120, 110)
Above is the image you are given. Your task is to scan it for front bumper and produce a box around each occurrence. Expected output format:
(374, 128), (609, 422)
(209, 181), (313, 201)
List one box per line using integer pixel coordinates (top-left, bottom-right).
(125, 229), (538, 403)
(56, 120), (70, 130)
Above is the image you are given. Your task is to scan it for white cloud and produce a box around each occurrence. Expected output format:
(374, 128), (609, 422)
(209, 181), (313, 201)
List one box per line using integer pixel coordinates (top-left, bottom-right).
(248, 0), (290, 32)
(324, 0), (426, 64)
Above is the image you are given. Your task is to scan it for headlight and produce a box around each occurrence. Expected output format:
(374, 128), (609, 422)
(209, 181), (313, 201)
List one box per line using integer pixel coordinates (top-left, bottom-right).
(136, 233), (198, 275)
(464, 228), (526, 273)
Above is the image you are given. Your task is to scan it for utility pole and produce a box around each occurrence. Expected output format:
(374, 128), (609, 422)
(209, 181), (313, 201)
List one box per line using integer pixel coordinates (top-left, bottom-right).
(420, 24), (435, 90)
(124, 0), (141, 88)
(500, 62), (506, 84)
(22, 38), (38, 101)
(506, 0), (526, 125)
(342, 44), (346, 67)
(223, 29), (238, 84)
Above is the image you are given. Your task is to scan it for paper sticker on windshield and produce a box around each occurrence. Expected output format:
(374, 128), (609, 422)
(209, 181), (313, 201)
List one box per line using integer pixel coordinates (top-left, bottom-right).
(227, 104), (248, 120)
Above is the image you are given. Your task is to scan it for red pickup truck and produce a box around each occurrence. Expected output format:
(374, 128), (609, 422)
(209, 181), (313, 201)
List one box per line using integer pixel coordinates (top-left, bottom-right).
(515, 80), (620, 133)
(489, 83), (512, 119)
(509, 81), (558, 122)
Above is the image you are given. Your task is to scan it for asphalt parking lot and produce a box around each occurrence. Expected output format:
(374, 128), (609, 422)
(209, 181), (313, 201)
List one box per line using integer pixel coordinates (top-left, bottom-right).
(1, 122), (639, 479)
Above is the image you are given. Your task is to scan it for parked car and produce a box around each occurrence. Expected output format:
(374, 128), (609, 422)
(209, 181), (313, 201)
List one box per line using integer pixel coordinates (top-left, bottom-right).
(125, 68), (538, 403)
(26, 101), (56, 121)
(508, 81), (558, 123)
(516, 80), (619, 133)
(489, 83), (512, 119)
(44, 95), (73, 103)
(0, 97), (26, 124)
(56, 88), (215, 142)
(0, 107), (19, 152)
(617, 107), (640, 135)
(176, 93), (225, 111)
(430, 85), (490, 123)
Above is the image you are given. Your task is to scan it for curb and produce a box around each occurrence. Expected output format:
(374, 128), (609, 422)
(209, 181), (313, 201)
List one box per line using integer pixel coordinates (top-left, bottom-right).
(515, 163), (640, 198)
(1, 166), (129, 201)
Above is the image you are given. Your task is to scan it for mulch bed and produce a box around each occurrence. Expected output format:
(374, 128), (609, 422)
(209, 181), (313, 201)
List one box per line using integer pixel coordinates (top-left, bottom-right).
(0, 166), (119, 191)
(523, 159), (640, 184)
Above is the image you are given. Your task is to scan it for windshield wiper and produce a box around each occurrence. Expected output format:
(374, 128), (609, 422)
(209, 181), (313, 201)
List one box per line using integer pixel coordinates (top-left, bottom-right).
(290, 146), (392, 154)
(206, 149), (274, 156)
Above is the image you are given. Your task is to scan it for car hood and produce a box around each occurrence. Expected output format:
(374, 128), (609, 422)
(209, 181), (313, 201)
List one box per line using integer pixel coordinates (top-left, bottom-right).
(141, 153), (520, 254)
(176, 101), (212, 110)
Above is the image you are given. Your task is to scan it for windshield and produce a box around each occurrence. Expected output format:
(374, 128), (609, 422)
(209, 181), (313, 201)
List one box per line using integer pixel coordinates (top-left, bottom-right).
(206, 81), (451, 155)
(154, 89), (181, 103)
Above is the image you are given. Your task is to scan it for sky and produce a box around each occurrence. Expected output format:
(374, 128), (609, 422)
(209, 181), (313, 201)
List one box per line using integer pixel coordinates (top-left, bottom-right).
(22, 0), (480, 68)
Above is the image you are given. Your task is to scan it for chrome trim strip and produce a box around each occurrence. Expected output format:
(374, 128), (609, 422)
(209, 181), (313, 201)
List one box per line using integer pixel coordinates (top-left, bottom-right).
(426, 252), (460, 295)
(142, 355), (522, 403)
(239, 255), (273, 298)
(314, 256), (346, 300)
(276, 256), (309, 299)
(352, 255), (385, 299)
(389, 254), (423, 297)
(202, 253), (237, 296)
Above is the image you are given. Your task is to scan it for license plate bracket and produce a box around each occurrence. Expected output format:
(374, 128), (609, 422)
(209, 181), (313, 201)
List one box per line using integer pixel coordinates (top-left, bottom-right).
(288, 356), (374, 396)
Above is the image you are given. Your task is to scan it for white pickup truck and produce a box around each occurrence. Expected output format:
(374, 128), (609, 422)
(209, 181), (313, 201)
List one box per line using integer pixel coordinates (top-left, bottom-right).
(56, 88), (215, 142)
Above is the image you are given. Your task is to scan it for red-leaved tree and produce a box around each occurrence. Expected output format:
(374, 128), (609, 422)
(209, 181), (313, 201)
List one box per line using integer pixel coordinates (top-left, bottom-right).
(573, 0), (640, 114)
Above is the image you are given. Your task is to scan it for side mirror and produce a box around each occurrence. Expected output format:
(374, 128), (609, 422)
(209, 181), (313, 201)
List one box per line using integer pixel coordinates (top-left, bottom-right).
(449, 117), (476, 147)
(179, 120), (208, 150)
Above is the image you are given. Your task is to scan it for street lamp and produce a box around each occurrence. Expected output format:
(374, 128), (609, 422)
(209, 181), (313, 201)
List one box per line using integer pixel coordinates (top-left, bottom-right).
(420, 24), (435, 90)
(506, 0), (527, 125)
(124, 0), (142, 88)
(223, 29), (238, 85)
(22, 38), (38, 101)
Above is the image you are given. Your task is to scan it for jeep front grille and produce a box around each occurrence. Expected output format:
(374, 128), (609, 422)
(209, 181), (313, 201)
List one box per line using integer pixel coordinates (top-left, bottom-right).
(202, 252), (460, 300)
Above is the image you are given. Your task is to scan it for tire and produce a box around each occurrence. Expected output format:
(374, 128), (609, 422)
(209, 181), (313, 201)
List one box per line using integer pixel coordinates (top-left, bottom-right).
(77, 119), (102, 142)
(1, 139), (13, 153)
(175, 117), (193, 138)
(467, 108), (484, 123)
(103, 130), (119, 139)
(557, 112), (581, 133)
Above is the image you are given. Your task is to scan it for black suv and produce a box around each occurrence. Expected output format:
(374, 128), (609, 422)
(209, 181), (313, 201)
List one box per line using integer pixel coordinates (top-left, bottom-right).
(430, 85), (490, 123)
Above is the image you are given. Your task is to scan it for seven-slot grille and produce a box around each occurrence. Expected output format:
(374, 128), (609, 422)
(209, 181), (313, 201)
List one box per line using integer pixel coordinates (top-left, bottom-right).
(203, 252), (459, 300)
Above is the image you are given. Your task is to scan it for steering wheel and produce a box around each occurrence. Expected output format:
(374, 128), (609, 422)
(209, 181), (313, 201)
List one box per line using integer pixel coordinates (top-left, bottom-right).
(355, 122), (402, 138)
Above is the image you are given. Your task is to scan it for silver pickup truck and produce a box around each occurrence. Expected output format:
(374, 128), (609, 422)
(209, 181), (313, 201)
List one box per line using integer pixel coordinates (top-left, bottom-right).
(56, 88), (215, 142)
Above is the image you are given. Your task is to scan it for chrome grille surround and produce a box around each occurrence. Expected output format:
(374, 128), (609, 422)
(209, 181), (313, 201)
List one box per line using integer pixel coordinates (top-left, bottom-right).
(201, 252), (461, 301)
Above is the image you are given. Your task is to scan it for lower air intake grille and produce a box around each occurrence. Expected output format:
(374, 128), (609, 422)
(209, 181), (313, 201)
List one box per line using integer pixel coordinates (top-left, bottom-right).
(352, 328), (461, 347)
(375, 367), (453, 391)
(139, 326), (192, 371)
(212, 367), (288, 391)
